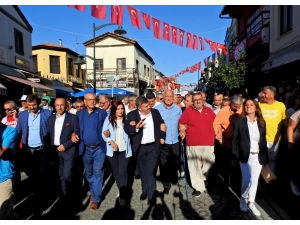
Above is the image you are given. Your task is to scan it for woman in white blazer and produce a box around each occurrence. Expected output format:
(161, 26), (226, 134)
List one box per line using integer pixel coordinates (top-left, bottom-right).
(102, 101), (132, 207)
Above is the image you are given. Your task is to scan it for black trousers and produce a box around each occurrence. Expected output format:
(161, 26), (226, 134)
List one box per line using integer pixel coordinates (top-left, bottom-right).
(57, 150), (76, 196)
(159, 142), (180, 188)
(137, 143), (159, 200)
(107, 151), (130, 199)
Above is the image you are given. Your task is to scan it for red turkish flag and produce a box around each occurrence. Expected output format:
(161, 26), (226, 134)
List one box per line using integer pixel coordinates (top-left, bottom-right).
(197, 62), (201, 71)
(192, 34), (198, 50)
(186, 32), (193, 48)
(152, 17), (162, 39)
(127, 6), (142, 30)
(142, 12), (151, 30)
(179, 29), (184, 47)
(199, 37), (204, 50)
(91, 5), (106, 19)
(163, 22), (170, 41)
(204, 58), (207, 66)
(68, 5), (85, 11)
(171, 26), (178, 45)
(204, 38), (216, 52)
(111, 5), (124, 25)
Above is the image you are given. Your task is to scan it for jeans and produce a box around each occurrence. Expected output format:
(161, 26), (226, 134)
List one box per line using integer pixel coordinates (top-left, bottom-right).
(82, 146), (106, 203)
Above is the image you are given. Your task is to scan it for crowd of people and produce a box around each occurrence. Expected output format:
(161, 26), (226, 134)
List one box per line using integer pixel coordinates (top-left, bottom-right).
(0, 85), (299, 219)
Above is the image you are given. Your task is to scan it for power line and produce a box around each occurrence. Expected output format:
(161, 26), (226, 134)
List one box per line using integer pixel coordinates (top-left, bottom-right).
(31, 22), (228, 38)
(31, 23), (92, 37)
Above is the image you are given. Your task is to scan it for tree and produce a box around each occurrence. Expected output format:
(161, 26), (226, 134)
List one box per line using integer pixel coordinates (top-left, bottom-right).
(207, 52), (247, 94)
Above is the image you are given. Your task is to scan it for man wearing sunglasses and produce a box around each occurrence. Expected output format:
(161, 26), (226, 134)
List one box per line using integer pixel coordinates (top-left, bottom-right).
(154, 93), (163, 108)
(1, 101), (18, 128)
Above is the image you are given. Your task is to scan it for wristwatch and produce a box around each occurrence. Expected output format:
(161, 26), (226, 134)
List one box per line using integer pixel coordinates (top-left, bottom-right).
(108, 141), (111, 145)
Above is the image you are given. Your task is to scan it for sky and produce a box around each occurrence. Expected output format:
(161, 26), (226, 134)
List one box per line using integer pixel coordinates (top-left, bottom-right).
(18, 5), (231, 88)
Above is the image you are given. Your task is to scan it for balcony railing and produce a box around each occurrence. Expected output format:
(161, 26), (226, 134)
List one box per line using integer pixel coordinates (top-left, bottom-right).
(84, 67), (154, 89)
(229, 10), (270, 56)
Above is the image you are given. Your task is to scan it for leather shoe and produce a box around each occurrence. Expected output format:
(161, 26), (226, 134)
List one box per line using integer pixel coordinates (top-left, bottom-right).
(89, 202), (99, 210)
(89, 194), (94, 202)
(163, 187), (170, 195)
(147, 198), (156, 206)
(140, 192), (147, 200)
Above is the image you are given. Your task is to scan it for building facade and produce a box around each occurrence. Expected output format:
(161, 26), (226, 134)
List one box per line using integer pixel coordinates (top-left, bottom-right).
(261, 6), (300, 89)
(220, 5), (270, 97)
(32, 43), (84, 89)
(0, 5), (55, 105)
(82, 32), (155, 96)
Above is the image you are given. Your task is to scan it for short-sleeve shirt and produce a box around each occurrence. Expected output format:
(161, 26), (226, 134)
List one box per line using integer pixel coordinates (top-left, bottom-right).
(290, 110), (300, 144)
(0, 125), (18, 183)
(259, 101), (287, 142)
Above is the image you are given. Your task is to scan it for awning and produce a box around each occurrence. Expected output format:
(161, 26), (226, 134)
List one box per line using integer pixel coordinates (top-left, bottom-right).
(46, 85), (74, 93)
(0, 64), (26, 79)
(1, 74), (54, 90)
(262, 41), (300, 71)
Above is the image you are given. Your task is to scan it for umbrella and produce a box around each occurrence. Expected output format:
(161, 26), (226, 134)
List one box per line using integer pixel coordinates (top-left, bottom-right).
(71, 88), (103, 97)
(99, 87), (133, 95)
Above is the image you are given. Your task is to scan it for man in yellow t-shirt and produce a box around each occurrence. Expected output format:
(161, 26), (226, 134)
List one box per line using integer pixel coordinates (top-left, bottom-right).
(259, 86), (287, 175)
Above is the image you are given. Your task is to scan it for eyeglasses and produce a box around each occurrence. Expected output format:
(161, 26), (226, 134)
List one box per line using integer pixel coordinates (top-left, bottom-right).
(4, 108), (12, 111)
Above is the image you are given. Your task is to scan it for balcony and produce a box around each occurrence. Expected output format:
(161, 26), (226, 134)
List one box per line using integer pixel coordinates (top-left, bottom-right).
(228, 10), (270, 56)
(84, 68), (153, 89)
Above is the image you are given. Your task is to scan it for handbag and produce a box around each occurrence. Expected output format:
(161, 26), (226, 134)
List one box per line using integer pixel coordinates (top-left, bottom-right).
(260, 164), (277, 183)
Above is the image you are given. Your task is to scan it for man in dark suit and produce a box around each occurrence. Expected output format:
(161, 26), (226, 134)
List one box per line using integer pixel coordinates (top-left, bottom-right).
(46, 98), (80, 200)
(124, 96), (166, 205)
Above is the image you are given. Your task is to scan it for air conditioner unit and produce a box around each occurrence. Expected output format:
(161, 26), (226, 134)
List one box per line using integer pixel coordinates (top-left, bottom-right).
(261, 27), (270, 45)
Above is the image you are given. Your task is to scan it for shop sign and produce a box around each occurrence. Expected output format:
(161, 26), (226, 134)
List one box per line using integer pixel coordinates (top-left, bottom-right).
(15, 56), (30, 69)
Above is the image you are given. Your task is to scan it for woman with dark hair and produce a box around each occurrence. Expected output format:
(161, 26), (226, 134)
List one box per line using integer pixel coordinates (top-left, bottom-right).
(231, 99), (268, 217)
(102, 101), (132, 207)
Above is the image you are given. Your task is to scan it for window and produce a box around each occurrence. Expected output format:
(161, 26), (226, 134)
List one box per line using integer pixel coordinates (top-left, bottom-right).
(14, 28), (24, 55)
(32, 55), (38, 72)
(76, 65), (81, 78)
(49, 56), (60, 74)
(280, 5), (293, 35)
(136, 60), (139, 73)
(144, 65), (146, 76)
(117, 58), (126, 69)
(68, 58), (73, 75)
(95, 59), (103, 70)
(147, 67), (149, 77)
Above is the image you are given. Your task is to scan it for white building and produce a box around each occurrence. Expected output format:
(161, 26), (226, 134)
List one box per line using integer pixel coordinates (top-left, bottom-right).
(82, 32), (155, 96)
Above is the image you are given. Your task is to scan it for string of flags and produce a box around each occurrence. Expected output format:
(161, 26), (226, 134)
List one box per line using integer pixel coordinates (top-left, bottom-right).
(67, 5), (228, 55)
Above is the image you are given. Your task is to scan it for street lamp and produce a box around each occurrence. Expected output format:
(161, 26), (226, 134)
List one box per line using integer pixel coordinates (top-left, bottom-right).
(74, 23), (127, 93)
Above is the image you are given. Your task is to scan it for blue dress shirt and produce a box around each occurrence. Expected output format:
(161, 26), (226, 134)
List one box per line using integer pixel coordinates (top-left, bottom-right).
(155, 103), (182, 144)
(27, 110), (43, 147)
(82, 109), (101, 146)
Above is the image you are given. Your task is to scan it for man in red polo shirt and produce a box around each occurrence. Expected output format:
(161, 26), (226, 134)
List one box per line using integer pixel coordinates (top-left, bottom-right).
(179, 92), (216, 197)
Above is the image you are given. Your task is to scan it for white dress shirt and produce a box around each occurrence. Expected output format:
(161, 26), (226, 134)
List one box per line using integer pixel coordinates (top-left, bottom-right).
(115, 120), (126, 152)
(54, 113), (66, 146)
(246, 116), (260, 153)
(68, 108), (77, 115)
(138, 111), (155, 144)
(125, 105), (136, 115)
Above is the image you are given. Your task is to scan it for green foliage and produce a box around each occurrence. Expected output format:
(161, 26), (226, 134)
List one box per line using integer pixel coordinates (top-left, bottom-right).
(207, 52), (247, 93)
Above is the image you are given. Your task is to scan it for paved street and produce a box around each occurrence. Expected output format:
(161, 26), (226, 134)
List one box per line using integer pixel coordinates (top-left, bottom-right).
(12, 167), (284, 220)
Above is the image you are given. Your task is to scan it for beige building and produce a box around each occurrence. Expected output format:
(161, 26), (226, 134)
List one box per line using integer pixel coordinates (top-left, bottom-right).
(262, 5), (300, 85)
(32, 43), (84, 88)
(82, 32), (155, 95)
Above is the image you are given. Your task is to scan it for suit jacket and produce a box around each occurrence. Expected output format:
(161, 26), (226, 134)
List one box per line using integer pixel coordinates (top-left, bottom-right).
(76, 107), (107, 156)
(102, 117), (132, 158)
(231, 117), (268, 165)
(124, 108), (166, 155)
(16, 109), (52, 146)
(46, 112), (79, 156)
